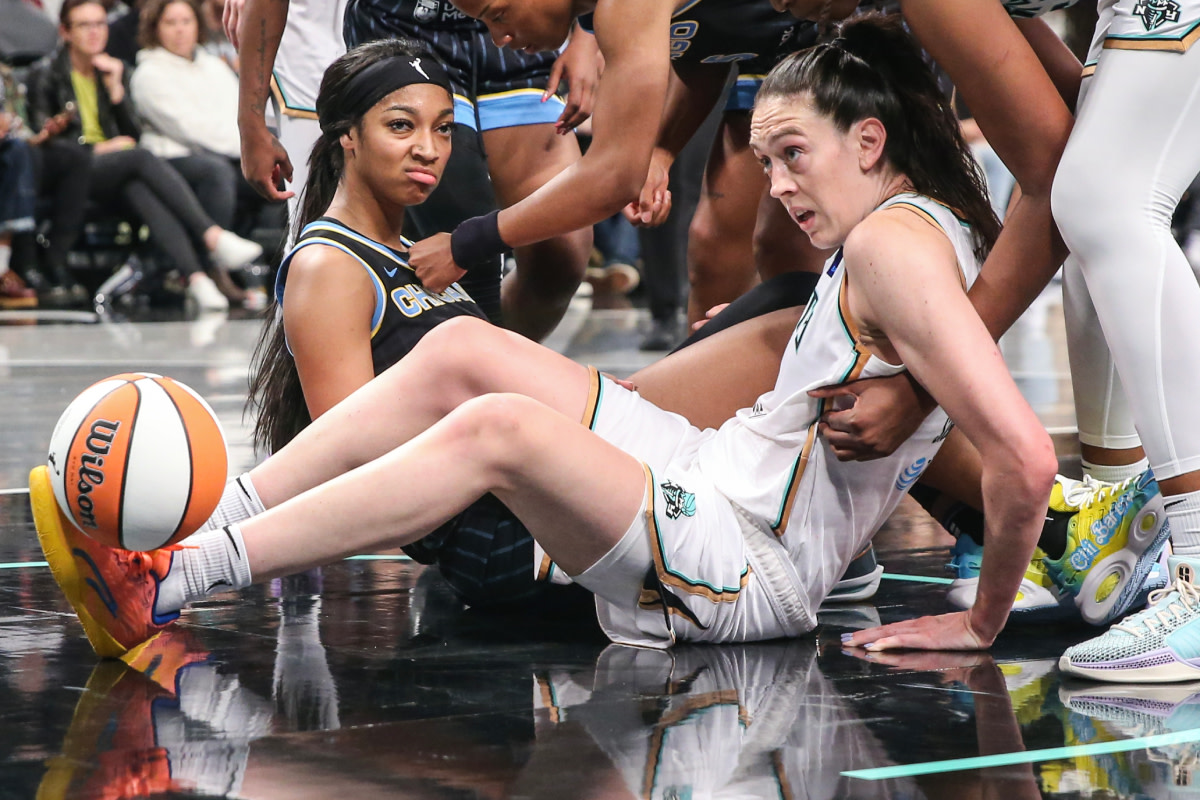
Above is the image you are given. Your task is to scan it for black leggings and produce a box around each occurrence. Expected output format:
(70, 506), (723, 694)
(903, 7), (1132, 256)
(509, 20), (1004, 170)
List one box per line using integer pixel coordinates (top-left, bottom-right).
(88, 147), (215, 277)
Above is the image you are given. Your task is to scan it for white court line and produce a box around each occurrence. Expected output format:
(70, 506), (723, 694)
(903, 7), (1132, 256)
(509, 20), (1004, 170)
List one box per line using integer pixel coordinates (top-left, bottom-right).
(0, 488), (30, 496)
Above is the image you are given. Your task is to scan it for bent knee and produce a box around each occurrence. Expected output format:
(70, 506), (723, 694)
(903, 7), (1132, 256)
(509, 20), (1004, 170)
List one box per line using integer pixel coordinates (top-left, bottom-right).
(446, 393), (545, 479)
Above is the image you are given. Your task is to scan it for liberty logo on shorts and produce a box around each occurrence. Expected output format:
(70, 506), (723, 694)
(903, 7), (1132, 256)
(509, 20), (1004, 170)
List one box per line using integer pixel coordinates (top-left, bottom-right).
(413, 0), (438, 22)
(660, 480), (697, 520)
(1134, 0), (1180, 29)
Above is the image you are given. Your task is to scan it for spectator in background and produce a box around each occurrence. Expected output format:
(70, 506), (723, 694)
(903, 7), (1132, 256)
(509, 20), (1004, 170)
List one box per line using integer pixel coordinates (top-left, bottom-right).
(0, 108), (40, 309)
(131, 0), (270, 306)
(0, 62), (89, 307)
(28, 0), (265, 310)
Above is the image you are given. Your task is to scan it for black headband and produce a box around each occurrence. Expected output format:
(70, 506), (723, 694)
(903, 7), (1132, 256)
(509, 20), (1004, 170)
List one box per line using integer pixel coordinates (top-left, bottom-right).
(324, 54), (453, 133)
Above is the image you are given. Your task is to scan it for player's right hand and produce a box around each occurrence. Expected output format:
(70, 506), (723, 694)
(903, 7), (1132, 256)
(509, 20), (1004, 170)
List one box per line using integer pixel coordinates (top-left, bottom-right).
(223, 0), (246, 48)
(241, 123), (294, 202)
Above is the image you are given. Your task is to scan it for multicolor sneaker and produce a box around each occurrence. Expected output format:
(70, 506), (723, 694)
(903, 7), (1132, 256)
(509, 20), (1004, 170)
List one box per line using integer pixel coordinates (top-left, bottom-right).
(1044, 472), (1171, 626)
(824, 543), (884, 603)
(1059, 557), (1200, 683)
(945, 535), (1076, 621)
(30, 465), (179, 658)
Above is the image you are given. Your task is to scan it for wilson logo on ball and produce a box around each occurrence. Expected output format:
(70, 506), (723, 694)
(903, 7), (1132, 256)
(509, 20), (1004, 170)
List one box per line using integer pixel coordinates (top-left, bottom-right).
(72, 418), (122, 530)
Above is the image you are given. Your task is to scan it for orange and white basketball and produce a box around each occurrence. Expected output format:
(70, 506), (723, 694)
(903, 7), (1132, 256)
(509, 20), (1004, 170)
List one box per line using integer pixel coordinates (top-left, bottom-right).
(47, 373), (228, 551)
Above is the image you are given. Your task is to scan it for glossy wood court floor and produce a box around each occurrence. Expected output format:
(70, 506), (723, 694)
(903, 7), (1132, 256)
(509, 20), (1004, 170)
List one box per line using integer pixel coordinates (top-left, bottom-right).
(2, 288), (1192, 800)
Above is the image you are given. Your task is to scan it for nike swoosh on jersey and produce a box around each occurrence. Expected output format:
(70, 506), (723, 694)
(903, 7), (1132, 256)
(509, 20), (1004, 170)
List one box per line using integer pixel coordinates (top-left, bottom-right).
(383, 265), (399, 278)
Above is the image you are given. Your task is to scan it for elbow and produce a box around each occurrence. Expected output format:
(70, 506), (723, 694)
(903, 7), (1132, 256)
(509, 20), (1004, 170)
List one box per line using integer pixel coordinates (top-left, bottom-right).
(1000, 430), (1058, 510)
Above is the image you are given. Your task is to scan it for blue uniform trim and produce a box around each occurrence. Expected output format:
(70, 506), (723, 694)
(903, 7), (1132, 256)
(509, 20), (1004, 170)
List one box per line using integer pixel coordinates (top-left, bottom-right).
(725, 75), (764, 112)
(277, 239), (388, 339)
(454, 89), (566, 131)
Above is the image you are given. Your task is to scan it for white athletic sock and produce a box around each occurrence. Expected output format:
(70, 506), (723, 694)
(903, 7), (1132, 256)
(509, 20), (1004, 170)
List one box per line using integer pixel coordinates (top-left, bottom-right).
(154, 525), (253, 617)
(0, 244), (11, 275)
(197, 475), (266, 534)
(1166, 489), (1200, 556)
(1081, 457), (1150, 484)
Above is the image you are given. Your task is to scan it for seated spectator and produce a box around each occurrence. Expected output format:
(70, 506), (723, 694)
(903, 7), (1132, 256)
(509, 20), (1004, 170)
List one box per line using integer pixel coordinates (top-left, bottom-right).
(0, 61), (86, 307)
(27, 0), (263, 310)
(131, 0), (267, 266)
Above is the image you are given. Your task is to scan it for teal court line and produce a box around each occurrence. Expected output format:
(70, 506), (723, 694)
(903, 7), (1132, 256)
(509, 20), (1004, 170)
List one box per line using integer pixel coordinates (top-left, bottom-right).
(843, 728), (1200, 780)
(0, 555), (412, 569)
(881, 572), (954, 585)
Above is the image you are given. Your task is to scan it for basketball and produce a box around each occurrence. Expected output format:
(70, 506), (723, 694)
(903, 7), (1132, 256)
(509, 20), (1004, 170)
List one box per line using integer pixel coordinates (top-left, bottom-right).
(46, 373), (228, 551)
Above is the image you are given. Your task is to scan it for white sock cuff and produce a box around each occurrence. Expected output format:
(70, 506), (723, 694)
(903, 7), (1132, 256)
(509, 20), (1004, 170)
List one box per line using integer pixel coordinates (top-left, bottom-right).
(1166, 489), (1200, 556)
(200, 474), (268, 534)
(1081, 458), (1151, 484)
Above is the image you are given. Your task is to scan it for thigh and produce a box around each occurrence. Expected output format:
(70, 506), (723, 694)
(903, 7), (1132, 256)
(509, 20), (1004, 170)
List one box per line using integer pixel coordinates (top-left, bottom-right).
(482, 122), (582, 207)
(629, 305), (804, 431)
(693, 113), (768, 245)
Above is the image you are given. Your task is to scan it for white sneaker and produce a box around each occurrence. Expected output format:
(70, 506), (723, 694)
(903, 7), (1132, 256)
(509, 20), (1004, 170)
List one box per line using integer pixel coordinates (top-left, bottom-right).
(187, 273), (230, 311)
(242, 286), (269, 311)
(210, 231), (263, 270)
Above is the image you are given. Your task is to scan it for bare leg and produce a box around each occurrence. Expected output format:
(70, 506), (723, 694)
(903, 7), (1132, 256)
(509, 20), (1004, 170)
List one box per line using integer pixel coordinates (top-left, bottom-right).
(484, 124), (593, 341)
(243, 393), (646, 581)
(249, 317), (592, 508)
(631, 305), (801, 430)
(686, 113), (762, 324)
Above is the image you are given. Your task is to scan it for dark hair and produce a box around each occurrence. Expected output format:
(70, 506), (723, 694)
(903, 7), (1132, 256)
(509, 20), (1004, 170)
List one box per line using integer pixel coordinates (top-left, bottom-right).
(757, 13), (999, 260)
(137, 0), (207, 50)
(59, 0), (105, 27)
(247, 37), (436, 456)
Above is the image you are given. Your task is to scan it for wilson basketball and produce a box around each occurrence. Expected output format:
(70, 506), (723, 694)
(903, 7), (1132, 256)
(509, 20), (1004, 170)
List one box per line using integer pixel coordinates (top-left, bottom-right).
(47, 373), (228, 551)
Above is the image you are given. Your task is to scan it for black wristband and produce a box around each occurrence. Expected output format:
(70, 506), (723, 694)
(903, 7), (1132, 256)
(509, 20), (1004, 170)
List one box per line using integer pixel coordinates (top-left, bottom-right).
(450, 211), (506, 271)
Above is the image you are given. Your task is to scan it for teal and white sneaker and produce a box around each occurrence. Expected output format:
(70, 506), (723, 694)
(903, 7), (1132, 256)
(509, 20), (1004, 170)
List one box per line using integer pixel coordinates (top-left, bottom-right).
(1059, 557), (1200, 683)
(946, 536), (1074, 620)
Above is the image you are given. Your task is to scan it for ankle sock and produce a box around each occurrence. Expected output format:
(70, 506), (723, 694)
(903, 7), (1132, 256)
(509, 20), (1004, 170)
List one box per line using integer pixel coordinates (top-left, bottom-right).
(197, 474), (266, 534)
(154, 524), (253, 617)
(1081, 457), (1150, 484)
(1166, 489), (1200, 557)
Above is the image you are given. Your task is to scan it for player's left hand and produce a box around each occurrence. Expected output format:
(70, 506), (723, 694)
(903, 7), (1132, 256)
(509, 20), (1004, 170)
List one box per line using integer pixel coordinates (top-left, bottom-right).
(547, 26), (602, 134)
(844, 610), (991, 652)
(408, 233), (465, 294)
(808, 373), (933, 461)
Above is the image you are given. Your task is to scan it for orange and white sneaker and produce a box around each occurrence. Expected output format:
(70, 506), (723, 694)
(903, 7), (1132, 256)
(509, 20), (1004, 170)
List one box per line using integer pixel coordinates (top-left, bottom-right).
(30, 465), (179, 658)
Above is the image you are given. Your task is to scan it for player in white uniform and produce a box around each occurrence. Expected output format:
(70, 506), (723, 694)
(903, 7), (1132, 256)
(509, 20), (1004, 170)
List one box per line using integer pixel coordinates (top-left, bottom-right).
(30, 15), (1159, 658)
(1049, 0), (1200, 681)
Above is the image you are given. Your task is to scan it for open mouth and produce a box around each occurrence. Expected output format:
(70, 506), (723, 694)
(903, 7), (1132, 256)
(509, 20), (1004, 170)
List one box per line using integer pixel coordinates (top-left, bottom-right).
(795, 210), (815, 226)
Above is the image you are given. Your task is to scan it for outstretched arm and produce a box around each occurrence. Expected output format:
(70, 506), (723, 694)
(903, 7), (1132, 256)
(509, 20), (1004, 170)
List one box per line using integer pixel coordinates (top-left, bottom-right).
(842, 211), (1057, 650)
(235, 0), (294, 201)
(406, 0), (672, 277)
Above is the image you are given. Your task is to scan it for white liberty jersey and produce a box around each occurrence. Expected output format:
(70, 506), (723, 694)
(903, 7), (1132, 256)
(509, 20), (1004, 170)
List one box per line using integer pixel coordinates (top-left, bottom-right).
(697, 192), (983, 610)
(272, 0), (348, 117)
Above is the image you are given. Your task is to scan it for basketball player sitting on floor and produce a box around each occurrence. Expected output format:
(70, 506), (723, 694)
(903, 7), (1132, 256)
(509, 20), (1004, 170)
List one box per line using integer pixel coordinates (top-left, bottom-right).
(32, 15), (1169, 656)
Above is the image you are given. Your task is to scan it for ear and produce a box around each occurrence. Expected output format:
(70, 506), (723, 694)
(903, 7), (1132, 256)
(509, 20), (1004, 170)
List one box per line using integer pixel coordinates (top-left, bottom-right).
(339, 128), (356, 157)
(854, 117), (887, 173)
